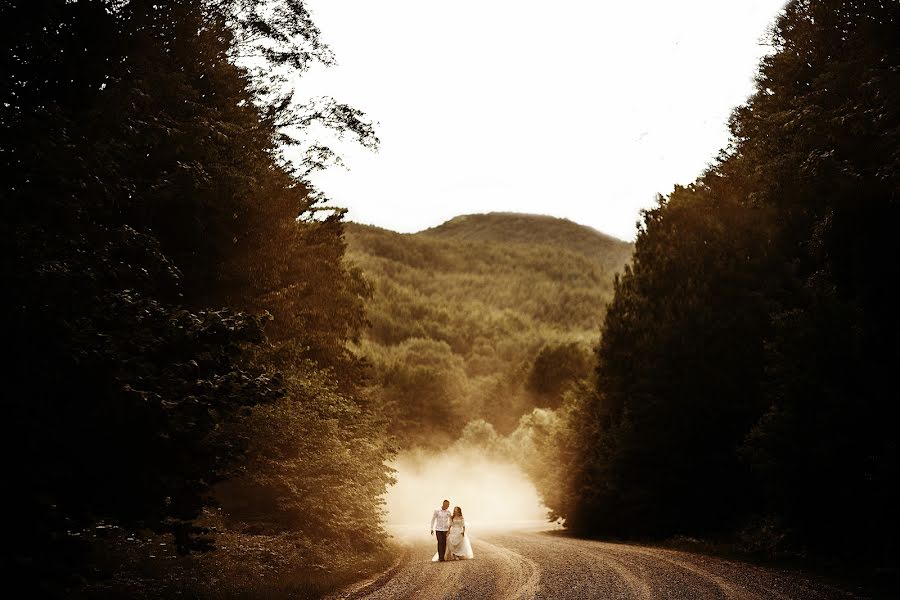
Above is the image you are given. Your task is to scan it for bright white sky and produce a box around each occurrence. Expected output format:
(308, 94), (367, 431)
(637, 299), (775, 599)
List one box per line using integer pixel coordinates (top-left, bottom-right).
(293, 0), (786, 242)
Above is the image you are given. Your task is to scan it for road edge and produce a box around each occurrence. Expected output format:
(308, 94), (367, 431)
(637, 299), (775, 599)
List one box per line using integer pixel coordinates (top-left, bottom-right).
(323, 549), (408, 600)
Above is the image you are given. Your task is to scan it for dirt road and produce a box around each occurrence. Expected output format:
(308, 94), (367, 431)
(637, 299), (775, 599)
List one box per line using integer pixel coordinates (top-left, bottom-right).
(328, 529), (869, 600)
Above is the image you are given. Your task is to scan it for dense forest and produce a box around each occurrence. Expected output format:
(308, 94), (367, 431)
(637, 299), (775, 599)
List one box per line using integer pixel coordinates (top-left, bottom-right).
(344, 214), (631, 441)
(532, 0), (898, 570)
(4, 0), (392, 597)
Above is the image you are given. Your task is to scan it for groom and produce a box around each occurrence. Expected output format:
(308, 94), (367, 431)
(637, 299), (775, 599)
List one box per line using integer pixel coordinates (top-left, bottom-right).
(430, 499), (451, 561)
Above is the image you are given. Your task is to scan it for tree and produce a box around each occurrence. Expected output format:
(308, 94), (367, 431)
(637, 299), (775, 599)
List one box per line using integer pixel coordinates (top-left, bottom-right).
(566, 1), (899, 564)
(527, 342), (594, 407)
(733, 0), (900, 560)
(579, 187), (775, 536)
(2, 0), (390, 592)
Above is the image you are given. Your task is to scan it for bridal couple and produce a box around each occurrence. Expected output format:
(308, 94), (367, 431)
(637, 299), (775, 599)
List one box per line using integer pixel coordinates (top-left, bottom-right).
(430, 499), (474, 561)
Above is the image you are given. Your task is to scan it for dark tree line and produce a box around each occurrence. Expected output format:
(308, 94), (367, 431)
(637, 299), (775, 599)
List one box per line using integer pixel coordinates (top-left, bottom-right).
(562, 0), (899, 565)
(2, 0), (391, 595)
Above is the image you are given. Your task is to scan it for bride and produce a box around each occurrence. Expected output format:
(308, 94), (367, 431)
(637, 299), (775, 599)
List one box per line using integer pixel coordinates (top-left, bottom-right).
(443, 506), (474, 560)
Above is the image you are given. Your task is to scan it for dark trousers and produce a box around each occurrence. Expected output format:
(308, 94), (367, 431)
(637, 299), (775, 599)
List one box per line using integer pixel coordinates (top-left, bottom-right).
(435, 530), (448, 560)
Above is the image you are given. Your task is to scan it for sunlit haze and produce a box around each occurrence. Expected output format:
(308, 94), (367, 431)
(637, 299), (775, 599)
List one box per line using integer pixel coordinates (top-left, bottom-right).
(385, 449), (551, 536)
(295, 0), (786, 241)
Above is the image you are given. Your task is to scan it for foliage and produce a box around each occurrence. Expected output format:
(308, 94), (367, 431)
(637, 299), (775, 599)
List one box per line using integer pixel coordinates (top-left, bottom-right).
(563, 0), (899, 566)
(527, 342), (594, 407)
(445, 388), (596, 526)
(216, 364), (395, 541)
(3, 0), (391, 594)
(345, 214), (632, 441)
(77, 519), (397, 599)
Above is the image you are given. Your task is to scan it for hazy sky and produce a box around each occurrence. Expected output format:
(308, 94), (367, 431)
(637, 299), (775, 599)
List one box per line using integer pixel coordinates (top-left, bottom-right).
(295, 0), (786, 241)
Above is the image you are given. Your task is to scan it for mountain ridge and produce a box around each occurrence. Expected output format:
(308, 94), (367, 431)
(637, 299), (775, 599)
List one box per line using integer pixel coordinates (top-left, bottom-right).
(420, 211), (626, 242)
(348, 212), (632, 268)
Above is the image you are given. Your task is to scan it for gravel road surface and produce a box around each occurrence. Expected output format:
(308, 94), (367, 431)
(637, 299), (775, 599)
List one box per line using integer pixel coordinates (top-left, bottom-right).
(327, 528), (870, 600)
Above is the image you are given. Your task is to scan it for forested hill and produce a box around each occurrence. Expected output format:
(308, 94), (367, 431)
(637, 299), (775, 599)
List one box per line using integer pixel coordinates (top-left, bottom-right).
(420, 212), (630, 273)
(344, 214), (632, 440)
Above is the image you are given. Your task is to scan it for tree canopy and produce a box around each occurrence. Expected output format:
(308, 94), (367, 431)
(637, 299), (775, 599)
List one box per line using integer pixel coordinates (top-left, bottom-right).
(553, 0), (899, 566)
(3, 0), (391, 595)
(344, 214), (631, 442)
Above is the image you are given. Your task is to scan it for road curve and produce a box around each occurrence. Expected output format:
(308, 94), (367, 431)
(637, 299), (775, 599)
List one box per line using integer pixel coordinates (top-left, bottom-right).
(326, 529), (868, 600)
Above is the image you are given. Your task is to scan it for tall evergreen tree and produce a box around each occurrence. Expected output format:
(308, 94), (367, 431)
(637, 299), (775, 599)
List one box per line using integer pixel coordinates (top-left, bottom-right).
(567, 0), (899, 564)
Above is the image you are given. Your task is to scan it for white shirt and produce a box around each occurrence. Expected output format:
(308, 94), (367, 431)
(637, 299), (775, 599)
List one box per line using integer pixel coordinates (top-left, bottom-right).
(431, 508), (451, 532)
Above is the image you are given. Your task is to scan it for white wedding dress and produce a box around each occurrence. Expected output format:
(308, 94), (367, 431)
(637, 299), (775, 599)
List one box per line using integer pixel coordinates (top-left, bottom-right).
(432, 516), (474, 561)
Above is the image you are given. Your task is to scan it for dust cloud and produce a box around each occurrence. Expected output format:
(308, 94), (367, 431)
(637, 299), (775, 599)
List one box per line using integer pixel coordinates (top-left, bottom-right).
(384, 447), (556, 538)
